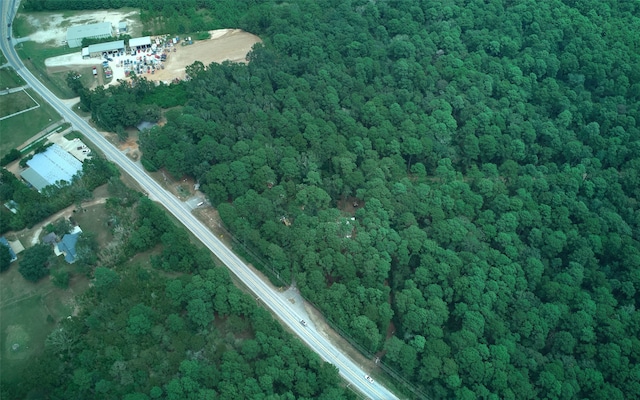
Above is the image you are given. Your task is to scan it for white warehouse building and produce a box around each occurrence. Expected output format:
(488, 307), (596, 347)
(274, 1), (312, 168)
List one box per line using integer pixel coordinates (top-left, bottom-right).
(66, 22), (113, 48)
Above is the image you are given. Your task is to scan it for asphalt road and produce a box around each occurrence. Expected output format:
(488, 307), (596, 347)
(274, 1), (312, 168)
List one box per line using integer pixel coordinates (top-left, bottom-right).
(0, 2), (400, 399)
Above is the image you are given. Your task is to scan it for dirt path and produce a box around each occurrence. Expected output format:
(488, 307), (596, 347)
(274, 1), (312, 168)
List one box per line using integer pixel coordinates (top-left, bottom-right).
(28, 197), (107, 246)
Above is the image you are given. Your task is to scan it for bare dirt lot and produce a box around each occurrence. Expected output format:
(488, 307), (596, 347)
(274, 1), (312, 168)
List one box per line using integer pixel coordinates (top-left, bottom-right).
(147, 29), (261, 82)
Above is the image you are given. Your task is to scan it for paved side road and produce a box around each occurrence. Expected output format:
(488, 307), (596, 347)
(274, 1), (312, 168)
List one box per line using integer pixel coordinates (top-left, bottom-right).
(0, 2), (400, 399)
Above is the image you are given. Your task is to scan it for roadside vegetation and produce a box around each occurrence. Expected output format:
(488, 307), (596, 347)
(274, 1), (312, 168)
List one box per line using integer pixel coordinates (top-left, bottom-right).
(15, 41), (81, 98)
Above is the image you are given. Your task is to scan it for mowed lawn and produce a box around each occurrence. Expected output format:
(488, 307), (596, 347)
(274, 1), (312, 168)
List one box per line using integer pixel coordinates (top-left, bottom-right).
(0, 89), (61, 157)
(0, 90), (38, 117)
(0, 68), (25, 89)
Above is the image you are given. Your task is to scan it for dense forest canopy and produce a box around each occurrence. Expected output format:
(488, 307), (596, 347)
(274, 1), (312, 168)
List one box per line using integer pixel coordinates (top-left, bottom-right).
(61, 0), (640, 398)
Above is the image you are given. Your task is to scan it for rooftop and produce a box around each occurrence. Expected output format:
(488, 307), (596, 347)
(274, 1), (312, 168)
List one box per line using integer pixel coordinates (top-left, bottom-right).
(66, 22), (112, 41)
(56, 226), (82, 264)
(88, 40), (125, 54)
(20, 144), (83, 192)
(129, 36), (151, 48)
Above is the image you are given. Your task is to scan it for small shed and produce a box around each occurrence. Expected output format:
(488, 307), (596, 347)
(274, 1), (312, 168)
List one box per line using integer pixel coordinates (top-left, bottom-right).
(118, 21), (127, 33)
(0, 237), (18, 263)
(136, 121), (157, 132)
(42, 232), (58, 245)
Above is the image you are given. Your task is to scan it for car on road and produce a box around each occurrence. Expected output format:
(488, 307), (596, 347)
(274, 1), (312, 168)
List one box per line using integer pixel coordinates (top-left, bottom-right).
(364, 375), (374, 383)
(299, 319), (308, 327)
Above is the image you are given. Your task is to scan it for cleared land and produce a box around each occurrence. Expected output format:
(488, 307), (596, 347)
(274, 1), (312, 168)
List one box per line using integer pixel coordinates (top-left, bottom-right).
(147, 29), (261, 82)
(44, 29), (262, 85)
(23, 9), (142, 45)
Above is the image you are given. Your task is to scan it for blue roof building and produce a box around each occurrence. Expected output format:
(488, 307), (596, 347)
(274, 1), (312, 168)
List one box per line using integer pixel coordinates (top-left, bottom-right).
(20, 144), (83, 192)
(0, 237), (18, 263)
(56, 227), (82, 264)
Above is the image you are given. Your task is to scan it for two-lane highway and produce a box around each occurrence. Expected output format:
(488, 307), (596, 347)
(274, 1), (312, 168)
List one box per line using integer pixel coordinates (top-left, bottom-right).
(1, 1), (399, 399)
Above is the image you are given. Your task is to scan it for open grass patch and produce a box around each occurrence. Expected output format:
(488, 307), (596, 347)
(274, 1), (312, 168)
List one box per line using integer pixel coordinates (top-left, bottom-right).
(0, 68), (24, 89)
(0, 90), (38, 118)
(11, 15), (38, 38)
(0, 51), (7, 65)
(0, 89), (61, 157)
(70, 200), (113, 250)
(15, 42), (79, 98)
(63, 130), (83, 141)
(0, 296), (51, 382)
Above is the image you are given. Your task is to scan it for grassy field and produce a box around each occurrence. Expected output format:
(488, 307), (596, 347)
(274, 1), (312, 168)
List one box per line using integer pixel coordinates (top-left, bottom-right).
(0, 89), (61, 157)
(15, 42), (80, 99)
(0, 190), (114, 384)
(0, 67), (25, 89)
(71, 188), (113, 250)
(0, 51), (6, 65)
(0, 90), (38, 117)
(0, 259), (80, 383)
(11, 15), (38, 38)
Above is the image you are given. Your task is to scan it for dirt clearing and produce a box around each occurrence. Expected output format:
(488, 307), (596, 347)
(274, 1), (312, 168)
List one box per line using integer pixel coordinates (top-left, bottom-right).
(148, 29), (261, 82)
(25, 10), (141, 45)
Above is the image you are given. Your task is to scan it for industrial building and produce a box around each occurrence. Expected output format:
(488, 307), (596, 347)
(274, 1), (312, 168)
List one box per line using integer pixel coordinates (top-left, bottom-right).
(20, 144), (83, 192)
(66, 22), (112, 48)
(87, 40), (125, 57)
(129, 36), (151, 51)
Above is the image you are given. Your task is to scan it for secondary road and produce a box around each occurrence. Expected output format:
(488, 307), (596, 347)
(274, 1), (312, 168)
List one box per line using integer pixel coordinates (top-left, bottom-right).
(0, 2), (400, 399)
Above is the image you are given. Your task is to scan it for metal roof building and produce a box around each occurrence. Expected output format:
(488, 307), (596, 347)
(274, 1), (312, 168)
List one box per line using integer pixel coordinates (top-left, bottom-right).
(129, 36), (151, 49)
(56, 227), (82, 264)
(87, 40), (125, 56)
(20, 144), (83, 192)
(66, 22), (112, 48)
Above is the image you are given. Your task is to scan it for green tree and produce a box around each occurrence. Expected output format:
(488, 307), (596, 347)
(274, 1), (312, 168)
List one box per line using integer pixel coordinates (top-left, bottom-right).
(0, 244), (11, 272)
(18, 244), (51, 282)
